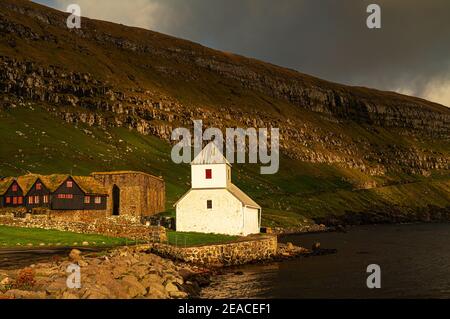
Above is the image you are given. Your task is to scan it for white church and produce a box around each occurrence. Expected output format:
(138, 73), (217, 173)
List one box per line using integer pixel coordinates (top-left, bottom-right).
(175, 142), (261, 236)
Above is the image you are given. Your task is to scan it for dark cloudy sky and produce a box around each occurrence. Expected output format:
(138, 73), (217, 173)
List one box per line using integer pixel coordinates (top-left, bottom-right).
(34, 0), (450, 107)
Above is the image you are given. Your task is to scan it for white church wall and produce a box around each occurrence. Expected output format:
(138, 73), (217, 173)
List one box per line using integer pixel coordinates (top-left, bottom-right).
(243, 207), (261, 235)
(176, 189), (245, 236)
(191, 163), (228, 189)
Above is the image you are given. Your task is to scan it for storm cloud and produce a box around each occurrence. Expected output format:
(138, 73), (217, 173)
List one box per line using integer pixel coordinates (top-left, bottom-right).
(35, 0), (450, 106)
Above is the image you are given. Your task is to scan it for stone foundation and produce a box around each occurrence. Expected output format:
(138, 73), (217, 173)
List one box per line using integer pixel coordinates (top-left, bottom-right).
(0, 209), (166, 241)
(151, 235), (277, 266)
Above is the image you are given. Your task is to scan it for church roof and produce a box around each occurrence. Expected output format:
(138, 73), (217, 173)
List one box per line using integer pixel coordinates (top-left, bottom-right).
(191, 142), (231, 165)
(174, 183), (261, 209)
(227, 183), (261, 209)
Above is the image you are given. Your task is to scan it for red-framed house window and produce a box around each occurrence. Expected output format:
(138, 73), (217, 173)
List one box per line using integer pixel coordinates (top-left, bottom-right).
(205, 169), (212, 179)
(66, 181), (73, 188)
(12, 184), (18, 192)
(57, 194), (73, 199)
(18, 197), (23, 205)
(36, 183), (42, 190)
(29, 196), (34, 204)
(12, 197), (17, 205)
(6, 197), (11, 204)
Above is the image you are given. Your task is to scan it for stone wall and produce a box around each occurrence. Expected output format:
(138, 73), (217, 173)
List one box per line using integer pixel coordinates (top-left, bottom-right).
(0, 210), (166, 241)
(151, 235), (277, 266)
(92, 172), (165, 218)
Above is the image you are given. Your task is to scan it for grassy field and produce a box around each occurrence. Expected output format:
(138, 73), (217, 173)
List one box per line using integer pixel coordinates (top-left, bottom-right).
(1, 106), (449, 228)
(167, 231), (238, 247)
(0, 225), (129, 248)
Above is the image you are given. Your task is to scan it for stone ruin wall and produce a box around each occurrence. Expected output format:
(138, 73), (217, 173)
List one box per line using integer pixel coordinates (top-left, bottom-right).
(92, 172), (166, 218)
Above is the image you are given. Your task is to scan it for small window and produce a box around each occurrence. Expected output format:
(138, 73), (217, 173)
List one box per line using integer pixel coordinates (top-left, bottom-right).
(95, 197), (101, 204)
(29, 196), (34, 204)
(12, 184), (18, 192)
(18, 197), (23, 205)
(67, 181), (73, 188)
(36, 183), (42, 190)
(43, 195), (49, 204)
(207, 200), (212, 209)
(6, 197), (11, 204)
(34, 196), (40, 204)
(84, 196), (91, 204)
(205, 169), (212, 179)
(13, 197), (17, 205)
(57, 194), (73, 199)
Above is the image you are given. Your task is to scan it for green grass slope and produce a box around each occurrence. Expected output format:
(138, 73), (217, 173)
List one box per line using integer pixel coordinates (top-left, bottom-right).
(1, 105), (449, 228)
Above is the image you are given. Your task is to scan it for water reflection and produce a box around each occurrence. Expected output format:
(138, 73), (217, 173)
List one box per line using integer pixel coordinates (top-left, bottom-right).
(202, 224), (450, 299)
(202, 264), (280, 299)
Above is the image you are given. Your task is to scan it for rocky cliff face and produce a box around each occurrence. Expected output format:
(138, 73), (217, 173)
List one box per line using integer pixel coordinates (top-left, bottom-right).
(0, 0), (448, 179)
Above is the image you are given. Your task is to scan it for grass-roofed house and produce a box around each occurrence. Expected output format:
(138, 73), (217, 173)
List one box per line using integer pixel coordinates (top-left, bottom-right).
(0, 177), (24, 208)
(17, 175), (51, 209)
(50, 175), (108, 211)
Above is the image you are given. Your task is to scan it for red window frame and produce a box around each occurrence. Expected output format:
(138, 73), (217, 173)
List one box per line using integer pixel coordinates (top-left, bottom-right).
(66, 181), (73, 188)
(29, 196), (34, 204)
(18, 197), (23, 205)
(6, 197), (11, 204)
(205, 169), (212, 179)
(57, 194), (73, 199)
(12, 184), (18, 192)
(36, 183), (42, 190)
(12, 197), (17, 205)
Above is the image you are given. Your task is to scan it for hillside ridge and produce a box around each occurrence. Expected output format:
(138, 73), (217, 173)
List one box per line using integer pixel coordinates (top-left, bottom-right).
(0, 0), (449, 226)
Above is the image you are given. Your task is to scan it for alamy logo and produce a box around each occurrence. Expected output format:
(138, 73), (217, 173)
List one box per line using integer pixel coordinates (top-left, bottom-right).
(366, 264), (381, 289)
(66, 264), (81, 289)
(66, 4), (81, 29)
(171, 120), (279, 174)
(366, 4), (381, 29)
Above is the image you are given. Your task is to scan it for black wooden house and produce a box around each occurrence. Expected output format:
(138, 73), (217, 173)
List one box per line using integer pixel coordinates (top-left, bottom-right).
(0, 177), (24, 208)
(50, 175), (107, 211)
(18, 176), (51, 209)
(0, 174), (108, 211)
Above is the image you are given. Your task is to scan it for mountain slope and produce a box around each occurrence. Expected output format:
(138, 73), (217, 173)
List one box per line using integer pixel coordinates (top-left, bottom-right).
(0, 0), (449, 227)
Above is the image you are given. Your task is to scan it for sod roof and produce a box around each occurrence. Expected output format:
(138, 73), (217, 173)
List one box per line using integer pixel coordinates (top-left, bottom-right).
(0, 177), (16, 195)
(17, 175), (40, 194)
(4, 174), (109, 195)
(72, 176), (108, 195)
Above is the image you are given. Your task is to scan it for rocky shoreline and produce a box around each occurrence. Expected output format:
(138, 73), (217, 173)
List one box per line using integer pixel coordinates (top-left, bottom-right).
(0, 245), (211, 299)
(0, 240), (327, 299)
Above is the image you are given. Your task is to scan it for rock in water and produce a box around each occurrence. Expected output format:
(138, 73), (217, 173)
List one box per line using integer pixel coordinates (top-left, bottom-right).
(312, 242), (321, 251)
